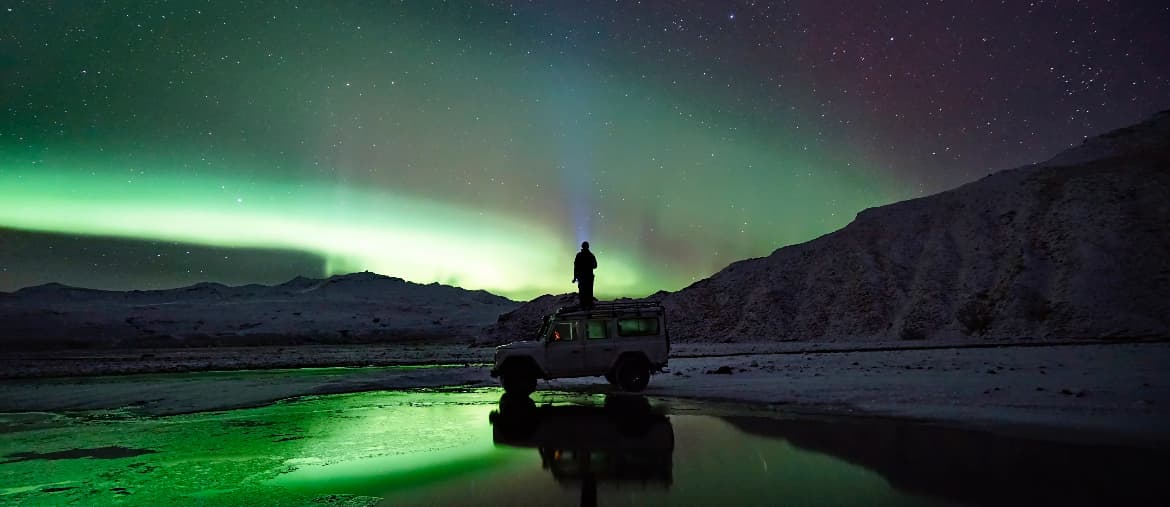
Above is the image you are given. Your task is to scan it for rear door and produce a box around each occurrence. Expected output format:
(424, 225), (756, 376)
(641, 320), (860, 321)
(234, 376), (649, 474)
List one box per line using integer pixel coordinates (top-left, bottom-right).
(544, 320), (584, 377)
(583, 319), (616, 372)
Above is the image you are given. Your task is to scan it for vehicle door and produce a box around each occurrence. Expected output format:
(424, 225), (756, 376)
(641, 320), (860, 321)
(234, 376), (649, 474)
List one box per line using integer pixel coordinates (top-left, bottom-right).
(583, 318), (616, 372)
(544, 319), (585, 377)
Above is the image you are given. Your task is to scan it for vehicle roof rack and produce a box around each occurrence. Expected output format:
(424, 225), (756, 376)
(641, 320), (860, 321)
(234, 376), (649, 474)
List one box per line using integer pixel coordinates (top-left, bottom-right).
(554, 300), (664, 318)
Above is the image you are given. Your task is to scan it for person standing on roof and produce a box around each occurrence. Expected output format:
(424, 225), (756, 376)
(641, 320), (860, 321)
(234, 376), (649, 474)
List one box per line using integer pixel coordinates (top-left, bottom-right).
(572, 241), (597, 309)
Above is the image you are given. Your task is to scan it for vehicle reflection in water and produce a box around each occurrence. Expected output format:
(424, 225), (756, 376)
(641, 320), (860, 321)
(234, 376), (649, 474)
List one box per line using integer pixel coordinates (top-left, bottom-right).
(489, 393), (673, 507)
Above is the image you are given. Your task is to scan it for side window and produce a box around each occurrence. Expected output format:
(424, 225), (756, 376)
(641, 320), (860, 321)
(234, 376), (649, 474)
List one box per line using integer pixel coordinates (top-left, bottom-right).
(586, 320), (608, 339)
(552, 322), (576, 342)
(617, 317), (659, 337)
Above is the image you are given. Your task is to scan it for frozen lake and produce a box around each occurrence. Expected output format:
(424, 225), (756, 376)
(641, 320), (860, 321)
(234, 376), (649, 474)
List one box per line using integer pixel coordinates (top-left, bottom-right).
(0, 387), (1165, 506)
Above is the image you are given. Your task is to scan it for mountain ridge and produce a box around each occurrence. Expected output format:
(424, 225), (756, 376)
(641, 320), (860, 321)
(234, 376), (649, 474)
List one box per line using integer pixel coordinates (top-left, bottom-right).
(3, 271), (513, 301)
(0, 271), (519, 349)
(489, 110), (1170, 343)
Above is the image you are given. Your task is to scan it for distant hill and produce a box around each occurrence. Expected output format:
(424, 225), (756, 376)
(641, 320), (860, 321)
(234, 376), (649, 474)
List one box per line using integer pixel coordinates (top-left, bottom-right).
(0, 271), (518, 349)
(491, 111), (1170, 343)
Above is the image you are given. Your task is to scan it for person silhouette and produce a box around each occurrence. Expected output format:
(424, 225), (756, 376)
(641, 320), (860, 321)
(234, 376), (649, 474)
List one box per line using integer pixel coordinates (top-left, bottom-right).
(572, 241), (597, 309)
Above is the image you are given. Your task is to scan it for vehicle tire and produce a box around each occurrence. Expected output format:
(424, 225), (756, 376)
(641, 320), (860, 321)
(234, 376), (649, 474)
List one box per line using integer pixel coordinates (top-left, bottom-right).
(616, 359), (650, 392)
(501, 368), (536, 395)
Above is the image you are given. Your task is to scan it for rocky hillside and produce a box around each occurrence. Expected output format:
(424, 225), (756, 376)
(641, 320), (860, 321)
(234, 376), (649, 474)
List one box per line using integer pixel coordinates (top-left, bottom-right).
(0, 272), (518, 349)
(491, 111), (1170, 343)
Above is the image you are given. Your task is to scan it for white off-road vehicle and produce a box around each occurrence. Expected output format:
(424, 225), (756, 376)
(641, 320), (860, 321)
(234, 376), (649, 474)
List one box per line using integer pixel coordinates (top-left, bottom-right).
(491, 302), (670, 394)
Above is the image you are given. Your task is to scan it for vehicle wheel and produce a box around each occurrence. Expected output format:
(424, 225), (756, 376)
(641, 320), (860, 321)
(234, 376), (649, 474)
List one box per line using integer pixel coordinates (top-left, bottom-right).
(616, 359), (650, 392)
(501, 368), (536, 395)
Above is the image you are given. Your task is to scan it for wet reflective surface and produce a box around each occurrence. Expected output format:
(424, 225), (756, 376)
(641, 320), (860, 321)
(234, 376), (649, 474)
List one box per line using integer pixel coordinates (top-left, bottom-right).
(0, 387), (1166, 506)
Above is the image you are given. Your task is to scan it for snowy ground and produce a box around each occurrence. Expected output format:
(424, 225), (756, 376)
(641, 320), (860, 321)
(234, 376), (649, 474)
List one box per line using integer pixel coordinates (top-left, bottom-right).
(1, 342), (1167, 447)
(0, 338), (1132, 378)
(0, 343), (490, 378)
(592, 342), (1170, 447)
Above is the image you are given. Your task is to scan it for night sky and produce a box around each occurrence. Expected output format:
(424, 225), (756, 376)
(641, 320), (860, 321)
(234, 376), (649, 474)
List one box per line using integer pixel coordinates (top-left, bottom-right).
(2, 1), (1167, 300)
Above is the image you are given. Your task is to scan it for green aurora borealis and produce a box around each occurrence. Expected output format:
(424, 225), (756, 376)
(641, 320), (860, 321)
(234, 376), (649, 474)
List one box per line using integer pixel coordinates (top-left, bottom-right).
(3, 1), (1166, 299)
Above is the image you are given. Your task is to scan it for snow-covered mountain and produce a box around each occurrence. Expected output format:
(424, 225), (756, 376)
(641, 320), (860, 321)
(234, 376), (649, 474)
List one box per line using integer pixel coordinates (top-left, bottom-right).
(491, 111), (1170, 343)
(0, 272), (518, 349)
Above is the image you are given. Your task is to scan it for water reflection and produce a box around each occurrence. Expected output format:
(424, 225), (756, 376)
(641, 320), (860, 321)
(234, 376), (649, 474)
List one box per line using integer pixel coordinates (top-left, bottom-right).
(726, 415), (1169, 507)
(489, 393), (673, 507)
(5, 386), (1164, 506)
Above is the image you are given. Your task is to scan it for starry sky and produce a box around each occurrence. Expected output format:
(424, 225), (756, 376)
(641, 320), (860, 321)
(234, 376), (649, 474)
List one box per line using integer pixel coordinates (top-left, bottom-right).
(2, 1), (1168, 300)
